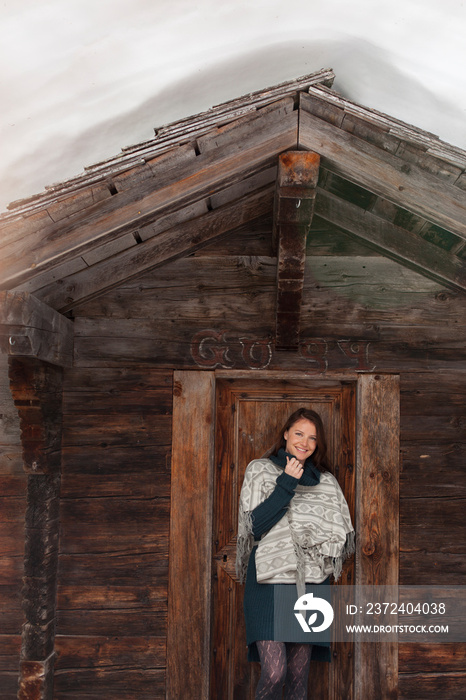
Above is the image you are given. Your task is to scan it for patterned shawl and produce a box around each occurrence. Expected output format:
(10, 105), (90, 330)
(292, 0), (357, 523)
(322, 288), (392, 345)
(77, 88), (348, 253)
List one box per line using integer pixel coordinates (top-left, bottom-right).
(236, 458), (355, 596)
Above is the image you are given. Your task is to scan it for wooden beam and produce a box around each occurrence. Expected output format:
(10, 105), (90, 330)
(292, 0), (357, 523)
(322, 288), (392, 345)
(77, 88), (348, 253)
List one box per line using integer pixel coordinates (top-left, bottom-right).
(0, 291), (74, 367)
(9, 357), (64, 700)
(274, 151), (320, 348)
(167, 371), (215, 700)
(314, 189), (466, 293)
(355, 373), (400, 700)
(37, 187), (274, 312)
(299, 95), (466, 240)
(0, 104), (297, 290)
(8, 357), (64, 475)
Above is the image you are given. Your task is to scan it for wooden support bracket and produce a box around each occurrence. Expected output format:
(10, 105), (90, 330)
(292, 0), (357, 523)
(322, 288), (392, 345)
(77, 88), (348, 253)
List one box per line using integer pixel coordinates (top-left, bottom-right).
(274, 151), (320, 348)
(0, 291), (74, 367)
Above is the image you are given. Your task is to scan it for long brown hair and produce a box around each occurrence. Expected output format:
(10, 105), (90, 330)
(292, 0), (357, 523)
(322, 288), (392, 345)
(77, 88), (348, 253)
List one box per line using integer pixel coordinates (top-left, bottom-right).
(267, 407), (332, 473)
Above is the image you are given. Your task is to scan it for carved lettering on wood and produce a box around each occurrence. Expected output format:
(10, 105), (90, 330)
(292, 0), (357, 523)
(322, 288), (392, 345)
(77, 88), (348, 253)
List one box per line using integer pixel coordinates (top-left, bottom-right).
(191, 330), (374, 372)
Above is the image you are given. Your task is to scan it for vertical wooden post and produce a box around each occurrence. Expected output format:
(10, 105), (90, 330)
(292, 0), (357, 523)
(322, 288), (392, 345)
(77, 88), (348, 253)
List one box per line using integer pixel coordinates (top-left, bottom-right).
(356, 373), (400, 700)
(167, 371), (216, 699)
(8, 358), (64, 700)
(274, 151), (320, 348)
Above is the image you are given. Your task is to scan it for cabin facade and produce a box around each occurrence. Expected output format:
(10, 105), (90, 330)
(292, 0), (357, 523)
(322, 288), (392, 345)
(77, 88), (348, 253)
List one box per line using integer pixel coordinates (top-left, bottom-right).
(0, 69), (465, 699)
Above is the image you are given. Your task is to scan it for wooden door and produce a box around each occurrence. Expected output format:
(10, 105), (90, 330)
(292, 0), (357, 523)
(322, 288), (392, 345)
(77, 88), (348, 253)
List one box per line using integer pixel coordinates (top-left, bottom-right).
(210, 378), (356, 700)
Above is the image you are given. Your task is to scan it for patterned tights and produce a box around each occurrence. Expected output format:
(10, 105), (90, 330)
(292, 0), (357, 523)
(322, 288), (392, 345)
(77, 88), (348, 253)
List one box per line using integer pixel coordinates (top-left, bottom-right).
(255, 640), (312, 700)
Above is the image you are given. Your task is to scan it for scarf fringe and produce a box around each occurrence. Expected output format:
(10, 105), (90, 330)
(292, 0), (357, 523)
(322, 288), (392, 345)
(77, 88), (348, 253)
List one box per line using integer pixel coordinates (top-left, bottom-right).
(332, 530), (356, 581)
(235, 503), (254, 583)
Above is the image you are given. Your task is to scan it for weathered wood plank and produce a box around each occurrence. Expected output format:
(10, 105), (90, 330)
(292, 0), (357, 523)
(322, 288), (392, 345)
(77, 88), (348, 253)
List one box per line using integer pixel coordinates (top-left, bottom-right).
(0, 671), (21, 699)
(0, 584), (23, 610)
(209, 166), (277, 209)
(167, 371), (215, 700)
(395, 141), (464, 183)
(57, 584), (166, 610)
(38, 187), (275, 312)
(306, 84), (466, 168)
(0, 446), (23, 472)
(54, 636), (165, 670)
(53, 668), (165, 699)
(197, 96), (295, 153)
(63, 413), (171, 447)
(0, 522), (26, 556)
(0, 634), (21, 670)
(0, 610), (25, 636)
(0, 497), (26, 522)
(314, 188), (466, 292)
(60, 471), (170, 499)
(0, 292), (74, 367)
(13, 257), (88, 296)
(61, 444), (171, 475)
(398, 672), (466, 699)
(56, 610), (167, 637)
(2, 106), (297, 290)
(0, 554), (24, 583)
(399, 643), (466, 673)
(299, 97), (466, 239)
(0, 475), (27, 496)
(59, 498), (169, 554)
(63, 366), (172, 390)
(400, 498), (466, 554)
(400, 443), (466, 498)
(58, 554), (167, 585)
(355, 373), (399, 700)
(401, 414), (465, 442)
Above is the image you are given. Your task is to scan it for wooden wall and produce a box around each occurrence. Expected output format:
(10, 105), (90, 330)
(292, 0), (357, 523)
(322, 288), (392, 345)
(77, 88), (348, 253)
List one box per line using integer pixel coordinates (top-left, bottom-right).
(54, 368), (172, 698)
(398, 371), (466, 700)
(53, 220), (464, 698)
(2, 219), (464, 697)
(0, 353), (26, 699)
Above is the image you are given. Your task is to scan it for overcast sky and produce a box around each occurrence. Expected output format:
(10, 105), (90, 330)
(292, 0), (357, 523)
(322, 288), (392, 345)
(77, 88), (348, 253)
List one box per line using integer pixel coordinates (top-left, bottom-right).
(1, 0), (466, 212)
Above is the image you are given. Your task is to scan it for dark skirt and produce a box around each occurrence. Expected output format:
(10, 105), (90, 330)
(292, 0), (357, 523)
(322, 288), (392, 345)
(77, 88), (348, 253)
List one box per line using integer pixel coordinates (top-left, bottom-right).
(244, 546), (331, 663)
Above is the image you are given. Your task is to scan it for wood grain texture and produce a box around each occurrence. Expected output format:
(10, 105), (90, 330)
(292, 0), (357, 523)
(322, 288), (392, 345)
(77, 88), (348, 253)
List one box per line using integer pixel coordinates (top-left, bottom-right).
(0, 292), (74, 367)
(314, 188), (466, 292)
(37, 187), (274, 312)
(2, 106), (297, 290)
(56, 366), (173, 697)
(274, 152), (320, 347)
(166, 371), (215, 699)
(355, 374), (400, 700)
(299, 95), (466, 240)
(399, 643), (466, 673)
(398, 672), (466, 700)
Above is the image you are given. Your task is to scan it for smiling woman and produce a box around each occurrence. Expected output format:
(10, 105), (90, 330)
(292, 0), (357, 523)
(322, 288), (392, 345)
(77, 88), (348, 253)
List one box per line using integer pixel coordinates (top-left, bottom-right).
(236, 407), (354, 700)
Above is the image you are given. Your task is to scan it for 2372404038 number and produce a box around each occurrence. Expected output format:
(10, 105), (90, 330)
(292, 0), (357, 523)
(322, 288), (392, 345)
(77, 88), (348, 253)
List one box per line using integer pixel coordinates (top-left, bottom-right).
(365, 602), (446, 615)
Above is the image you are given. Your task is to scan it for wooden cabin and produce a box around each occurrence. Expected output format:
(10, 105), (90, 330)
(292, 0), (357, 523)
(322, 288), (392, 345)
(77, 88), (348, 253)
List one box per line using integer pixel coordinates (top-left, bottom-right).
(0, 69), (465, 699)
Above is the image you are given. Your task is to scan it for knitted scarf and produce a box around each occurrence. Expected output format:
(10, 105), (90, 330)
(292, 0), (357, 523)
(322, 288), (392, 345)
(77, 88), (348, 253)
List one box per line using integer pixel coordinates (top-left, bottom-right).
(236, 456), (355, 597)
(269, 448), (321, 486)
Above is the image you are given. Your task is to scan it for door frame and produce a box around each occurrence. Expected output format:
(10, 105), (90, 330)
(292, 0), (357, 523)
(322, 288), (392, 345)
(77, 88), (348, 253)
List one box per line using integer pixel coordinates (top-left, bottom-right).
(166, 370), (400, 700)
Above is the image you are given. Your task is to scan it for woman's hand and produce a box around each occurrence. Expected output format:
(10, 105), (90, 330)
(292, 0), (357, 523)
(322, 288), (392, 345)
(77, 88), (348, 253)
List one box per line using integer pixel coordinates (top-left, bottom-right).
(285, 456), (304, 480)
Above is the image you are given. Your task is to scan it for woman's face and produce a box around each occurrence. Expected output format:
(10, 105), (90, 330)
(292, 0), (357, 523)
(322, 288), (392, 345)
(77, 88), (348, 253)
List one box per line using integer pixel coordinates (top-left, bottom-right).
(284, 418), (317, 464)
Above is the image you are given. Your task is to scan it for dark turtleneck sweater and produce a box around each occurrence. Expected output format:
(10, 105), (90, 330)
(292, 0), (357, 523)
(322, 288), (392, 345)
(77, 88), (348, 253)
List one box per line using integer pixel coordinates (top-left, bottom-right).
(250, 448), (321, 540)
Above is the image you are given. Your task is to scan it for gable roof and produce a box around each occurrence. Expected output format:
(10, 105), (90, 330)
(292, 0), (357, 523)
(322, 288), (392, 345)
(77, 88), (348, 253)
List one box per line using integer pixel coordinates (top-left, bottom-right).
(0, 68), (465, 314)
